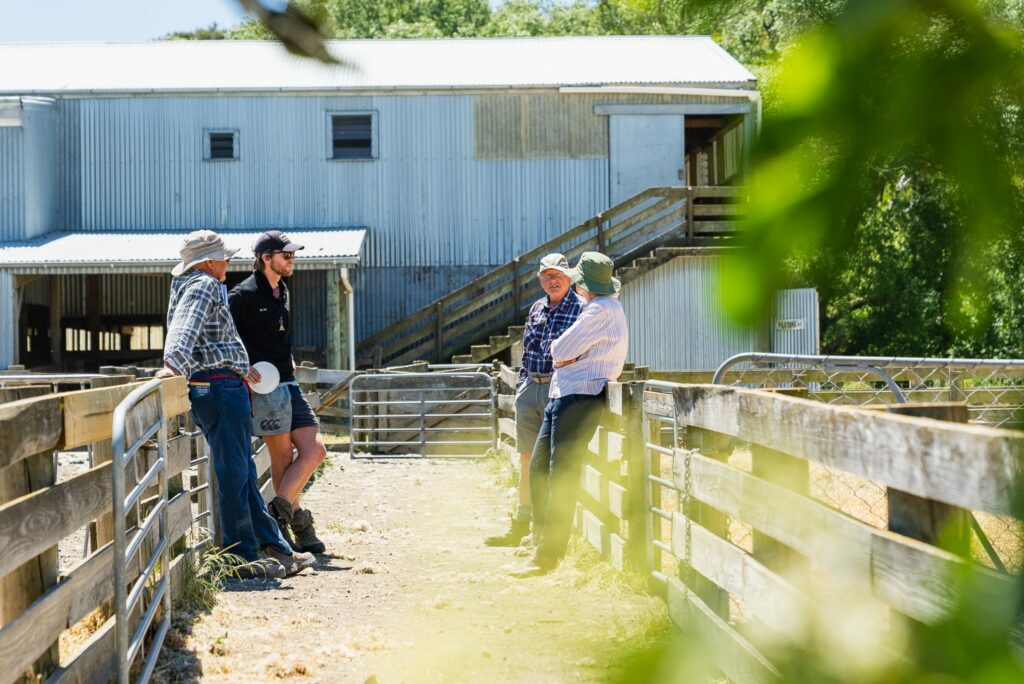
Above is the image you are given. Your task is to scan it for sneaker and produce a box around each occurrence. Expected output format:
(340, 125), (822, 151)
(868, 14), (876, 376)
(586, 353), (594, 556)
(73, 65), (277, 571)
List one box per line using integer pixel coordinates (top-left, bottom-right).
(263, 545), (317, 576)
(232, 557), (287, 580)
(268, 496), (298, 551)
(291, 508), (327, 554)
(484, 518), (530, 547)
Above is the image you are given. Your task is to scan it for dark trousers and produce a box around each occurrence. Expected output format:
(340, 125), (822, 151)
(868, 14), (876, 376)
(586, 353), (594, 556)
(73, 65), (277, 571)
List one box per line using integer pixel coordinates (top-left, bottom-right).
(529, 391), (606, 565)
(188, 369), (292, 561)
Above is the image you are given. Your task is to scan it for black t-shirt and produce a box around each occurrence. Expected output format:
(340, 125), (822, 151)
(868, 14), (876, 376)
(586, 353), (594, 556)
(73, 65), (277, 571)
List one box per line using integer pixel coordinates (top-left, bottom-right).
(228, 270), (295, 383)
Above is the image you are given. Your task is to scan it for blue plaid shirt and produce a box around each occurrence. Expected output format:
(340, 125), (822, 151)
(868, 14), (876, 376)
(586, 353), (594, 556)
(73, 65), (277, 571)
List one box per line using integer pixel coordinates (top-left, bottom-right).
(519, 290), (584, 384)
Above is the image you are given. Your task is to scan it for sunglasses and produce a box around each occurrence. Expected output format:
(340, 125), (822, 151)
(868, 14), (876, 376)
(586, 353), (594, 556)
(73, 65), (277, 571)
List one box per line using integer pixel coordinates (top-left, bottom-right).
(268, 251), (295, 260)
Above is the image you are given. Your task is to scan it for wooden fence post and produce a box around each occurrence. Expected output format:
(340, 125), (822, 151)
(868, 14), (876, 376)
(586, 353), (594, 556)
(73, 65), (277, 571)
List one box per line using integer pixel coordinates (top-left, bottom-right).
(512, 258), (521, 324)
(685, 186), (695, 239)
(884, 402), (971, 556)
(435, 302), (444, 364)
(751, 388), (810, 583)
(0, 450), (59, 678)
(623, 382), (650, 576)
(596, 213), (606, 252)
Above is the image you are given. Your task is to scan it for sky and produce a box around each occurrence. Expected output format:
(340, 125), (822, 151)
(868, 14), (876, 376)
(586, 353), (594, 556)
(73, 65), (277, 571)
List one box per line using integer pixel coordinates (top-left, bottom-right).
(0, 0), (509, 42)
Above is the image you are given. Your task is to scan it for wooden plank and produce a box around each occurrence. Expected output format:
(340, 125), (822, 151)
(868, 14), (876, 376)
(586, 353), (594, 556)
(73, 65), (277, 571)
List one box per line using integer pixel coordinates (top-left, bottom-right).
(674, 447), (1008, 624)
(0, 449), (58, 680)
(497, 394), (516, 414)
(59, 377), (188, 450)
(666, 576), (779, 684)
(0, 386), (51, 404)
(606, 382), (626, 416)
(608, 480), (628, 520)
(672, 513), (805, 641)
(0, 395), (64, 470)
(666, 385), (1024, 515)
(498, 417), (517, 441)
(0, 492), (191, 682)
(885, 404), (971, 557)
(643, 389), (675, 419)
(498, 365), (518, 392)
(579, 508), (611, 560)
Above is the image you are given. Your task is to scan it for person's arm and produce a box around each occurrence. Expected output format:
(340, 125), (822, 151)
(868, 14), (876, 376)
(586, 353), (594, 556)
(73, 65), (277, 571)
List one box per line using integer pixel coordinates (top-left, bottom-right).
(163, 279), (217, 378)
(550, 303), (605, 364)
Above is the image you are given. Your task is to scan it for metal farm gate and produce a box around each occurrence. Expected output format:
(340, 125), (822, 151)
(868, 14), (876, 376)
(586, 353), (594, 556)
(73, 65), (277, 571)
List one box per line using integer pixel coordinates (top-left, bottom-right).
(349, 371), (496, 458)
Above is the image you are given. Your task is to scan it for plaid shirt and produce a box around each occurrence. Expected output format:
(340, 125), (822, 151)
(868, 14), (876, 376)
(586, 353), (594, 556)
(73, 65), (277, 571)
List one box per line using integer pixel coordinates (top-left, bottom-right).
(164, 270), (249, 378)
(518, 290), (583, 384)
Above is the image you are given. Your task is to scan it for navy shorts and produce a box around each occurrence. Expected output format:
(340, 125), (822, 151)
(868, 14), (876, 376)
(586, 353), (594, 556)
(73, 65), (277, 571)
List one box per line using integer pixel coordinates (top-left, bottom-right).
(251, 383), (319, 436)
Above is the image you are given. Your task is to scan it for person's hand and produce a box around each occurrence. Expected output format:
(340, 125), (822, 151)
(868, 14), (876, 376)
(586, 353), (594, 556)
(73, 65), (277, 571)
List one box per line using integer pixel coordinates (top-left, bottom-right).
(155, 366), (177, 379)
(553, 357), (577, 369)
(246, 367), (262, 384)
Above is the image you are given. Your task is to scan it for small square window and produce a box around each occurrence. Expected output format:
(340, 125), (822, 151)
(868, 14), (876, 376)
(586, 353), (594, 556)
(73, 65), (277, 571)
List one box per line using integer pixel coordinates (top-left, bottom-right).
(206, 130), (237, 161)
(331, 114), (374, 160)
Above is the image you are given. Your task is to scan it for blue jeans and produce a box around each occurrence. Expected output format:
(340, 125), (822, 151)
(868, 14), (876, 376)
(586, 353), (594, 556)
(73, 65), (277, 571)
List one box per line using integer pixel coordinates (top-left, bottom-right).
(188, 369), (292, 561)
(529, 391), (606, 565)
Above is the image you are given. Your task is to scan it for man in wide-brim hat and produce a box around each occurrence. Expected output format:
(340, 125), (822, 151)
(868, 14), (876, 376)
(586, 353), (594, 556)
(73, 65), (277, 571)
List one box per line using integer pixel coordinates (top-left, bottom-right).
(516, 251), (629, 576)
(157, 229), (316, 580)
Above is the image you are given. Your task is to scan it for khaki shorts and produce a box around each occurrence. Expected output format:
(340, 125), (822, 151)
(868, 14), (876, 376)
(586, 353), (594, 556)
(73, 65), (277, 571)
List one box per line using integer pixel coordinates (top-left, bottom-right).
(515, 377), (550, 454)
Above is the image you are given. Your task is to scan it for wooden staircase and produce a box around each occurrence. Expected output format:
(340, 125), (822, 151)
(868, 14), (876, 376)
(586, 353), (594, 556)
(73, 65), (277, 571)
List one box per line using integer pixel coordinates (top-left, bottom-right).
(357, 185), (748, 368)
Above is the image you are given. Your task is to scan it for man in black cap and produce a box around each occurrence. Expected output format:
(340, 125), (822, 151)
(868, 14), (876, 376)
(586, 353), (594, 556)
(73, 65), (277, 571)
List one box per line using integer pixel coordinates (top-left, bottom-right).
(229, 230), (328, 555)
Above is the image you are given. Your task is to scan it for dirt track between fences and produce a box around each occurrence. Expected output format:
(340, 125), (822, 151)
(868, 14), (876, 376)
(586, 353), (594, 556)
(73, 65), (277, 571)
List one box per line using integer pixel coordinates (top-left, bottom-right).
(155, 448), (666, 683)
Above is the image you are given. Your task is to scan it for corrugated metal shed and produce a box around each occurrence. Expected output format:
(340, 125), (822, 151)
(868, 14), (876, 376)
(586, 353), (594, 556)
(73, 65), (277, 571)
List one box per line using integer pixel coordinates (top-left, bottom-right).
(0, 97), (60, 241)
(0, 228), (366, 273)
(0, 37), (755, 95)
(0, 271), (13, 368)
(772, 288), (820, 355)
(620, 254), (769, 371)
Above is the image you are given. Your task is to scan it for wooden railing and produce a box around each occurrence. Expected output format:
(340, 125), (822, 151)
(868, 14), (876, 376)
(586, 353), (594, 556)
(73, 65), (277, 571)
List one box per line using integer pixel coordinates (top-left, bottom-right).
(0, 376), (194, 683)
(495, 366), (1024, 681)
(358, 186), (748, 368)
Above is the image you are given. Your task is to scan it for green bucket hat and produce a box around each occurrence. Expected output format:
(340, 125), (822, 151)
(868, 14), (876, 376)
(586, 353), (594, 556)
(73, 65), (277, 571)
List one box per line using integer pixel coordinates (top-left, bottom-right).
(569, 251), (620, 295)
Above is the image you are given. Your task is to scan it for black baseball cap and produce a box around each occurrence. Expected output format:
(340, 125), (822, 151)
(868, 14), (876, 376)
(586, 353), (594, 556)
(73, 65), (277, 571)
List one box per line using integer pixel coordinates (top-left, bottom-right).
(253, 230), (304, 255)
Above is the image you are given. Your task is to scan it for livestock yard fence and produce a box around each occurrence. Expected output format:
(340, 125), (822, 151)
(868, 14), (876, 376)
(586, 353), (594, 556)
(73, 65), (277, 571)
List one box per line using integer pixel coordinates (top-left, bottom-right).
(0, 364), (331, 684)
(496, 360), (1024, 682)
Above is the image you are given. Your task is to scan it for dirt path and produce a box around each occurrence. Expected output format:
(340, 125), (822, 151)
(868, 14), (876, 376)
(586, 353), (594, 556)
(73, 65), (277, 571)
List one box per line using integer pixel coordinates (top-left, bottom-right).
(159, 451), (665, 683)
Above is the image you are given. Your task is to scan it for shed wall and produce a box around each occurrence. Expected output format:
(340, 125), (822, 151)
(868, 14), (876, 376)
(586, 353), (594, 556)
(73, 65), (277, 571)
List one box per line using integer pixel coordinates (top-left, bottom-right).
(771, 288), (820, 356)
(0, 272), (14, 368)
(21, 99), (59, 238)
(0, 126), (22, 241)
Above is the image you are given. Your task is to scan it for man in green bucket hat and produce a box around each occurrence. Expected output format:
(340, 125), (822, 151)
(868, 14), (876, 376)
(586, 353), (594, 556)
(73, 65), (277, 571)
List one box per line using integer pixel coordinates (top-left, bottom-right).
(515, 251), (629, 576)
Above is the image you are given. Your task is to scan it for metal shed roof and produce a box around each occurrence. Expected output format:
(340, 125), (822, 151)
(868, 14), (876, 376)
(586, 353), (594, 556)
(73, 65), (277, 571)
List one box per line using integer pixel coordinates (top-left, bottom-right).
(0, 36), (755, 95)
(0, 229), (366, 274)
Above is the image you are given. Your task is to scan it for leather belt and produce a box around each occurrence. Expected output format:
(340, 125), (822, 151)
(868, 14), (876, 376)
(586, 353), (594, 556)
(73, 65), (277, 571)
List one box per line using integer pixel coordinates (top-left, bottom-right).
(529, 374), (552, 384)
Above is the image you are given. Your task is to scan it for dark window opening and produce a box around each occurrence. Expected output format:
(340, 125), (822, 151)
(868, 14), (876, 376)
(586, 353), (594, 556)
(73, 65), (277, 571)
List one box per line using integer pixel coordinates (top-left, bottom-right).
(331, 114), (373, 160)
(208, 131), (236, 160)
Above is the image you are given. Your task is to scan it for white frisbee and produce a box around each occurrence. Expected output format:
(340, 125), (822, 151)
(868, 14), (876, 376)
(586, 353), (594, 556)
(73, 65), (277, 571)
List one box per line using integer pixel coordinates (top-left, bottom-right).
(249, 361), (280, 394)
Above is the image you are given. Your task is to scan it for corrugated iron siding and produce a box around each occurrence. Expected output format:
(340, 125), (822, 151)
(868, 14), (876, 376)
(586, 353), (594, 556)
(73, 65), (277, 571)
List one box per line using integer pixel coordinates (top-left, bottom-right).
(22, 99), (59, 238)
(620, 255), (769, 371)
(772, 288), (820, 355)
(60, 94), (610, 270)
(0, 271), (13, 368)
(0, 126), (22, 241)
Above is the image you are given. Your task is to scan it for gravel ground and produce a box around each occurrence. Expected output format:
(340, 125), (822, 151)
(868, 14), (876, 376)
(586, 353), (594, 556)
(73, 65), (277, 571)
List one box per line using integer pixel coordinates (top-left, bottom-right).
(155, 452), (664, 683)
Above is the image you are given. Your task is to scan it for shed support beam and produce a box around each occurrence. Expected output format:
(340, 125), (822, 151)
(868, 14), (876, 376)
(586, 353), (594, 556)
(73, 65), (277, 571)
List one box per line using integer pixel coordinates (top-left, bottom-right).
(49, 274), (62, 366)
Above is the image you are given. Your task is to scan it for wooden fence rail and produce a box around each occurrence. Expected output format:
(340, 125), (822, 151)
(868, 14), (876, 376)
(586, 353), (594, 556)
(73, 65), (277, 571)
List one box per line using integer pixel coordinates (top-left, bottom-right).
(495, 366), (1024, 683)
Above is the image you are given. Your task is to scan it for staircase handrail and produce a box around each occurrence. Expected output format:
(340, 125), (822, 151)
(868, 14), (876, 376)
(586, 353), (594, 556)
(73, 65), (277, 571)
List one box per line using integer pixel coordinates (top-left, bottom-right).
(358, 185), (747, 366)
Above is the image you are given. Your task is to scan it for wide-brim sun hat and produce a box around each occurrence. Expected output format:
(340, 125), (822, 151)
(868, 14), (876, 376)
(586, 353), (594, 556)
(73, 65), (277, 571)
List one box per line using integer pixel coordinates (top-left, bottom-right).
(171, 229), (240, 276)
(568, 251), (620, 295)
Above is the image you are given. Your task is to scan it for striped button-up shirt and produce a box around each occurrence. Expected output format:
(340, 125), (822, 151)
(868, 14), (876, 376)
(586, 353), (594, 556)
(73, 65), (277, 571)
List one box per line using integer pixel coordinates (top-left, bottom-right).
(518, 290), (584, 384)
(549, 294), (628, 399)
(164, 270), (250, 378)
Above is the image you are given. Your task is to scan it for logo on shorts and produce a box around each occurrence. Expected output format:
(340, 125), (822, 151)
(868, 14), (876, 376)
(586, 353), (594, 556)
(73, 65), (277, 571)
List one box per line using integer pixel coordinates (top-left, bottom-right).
(260, 418), (282, 432)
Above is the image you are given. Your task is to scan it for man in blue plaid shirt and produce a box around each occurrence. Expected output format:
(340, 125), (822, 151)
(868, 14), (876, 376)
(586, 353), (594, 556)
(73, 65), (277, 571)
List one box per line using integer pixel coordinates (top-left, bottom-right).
(156, 229), (315, 580)
(485, 253), (582, 547)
